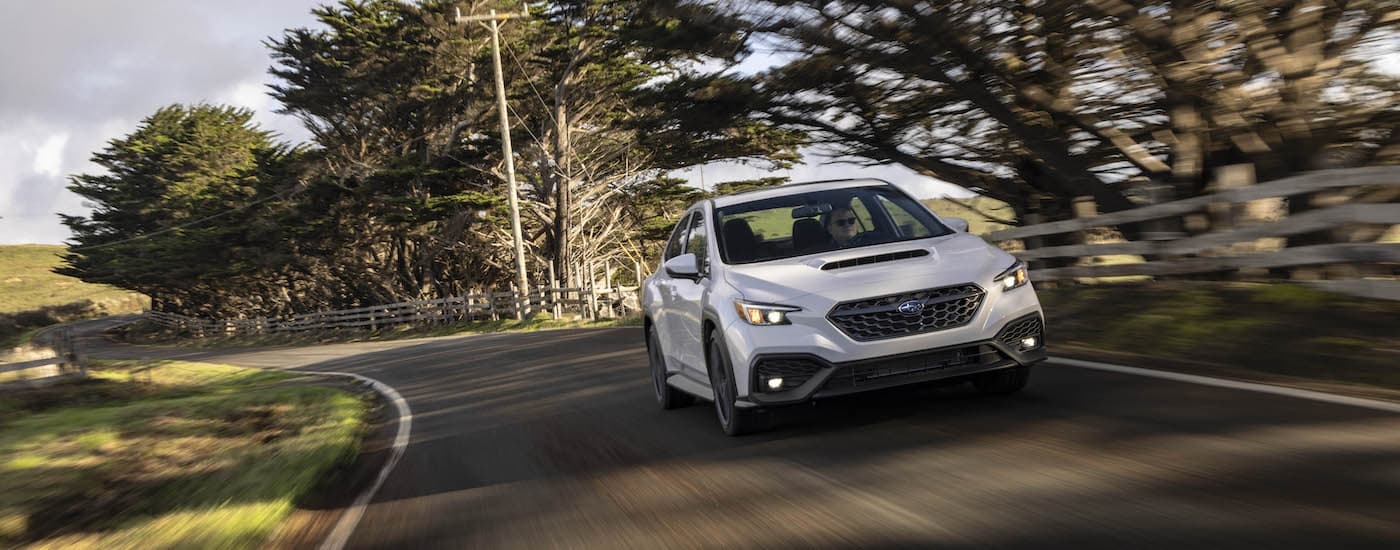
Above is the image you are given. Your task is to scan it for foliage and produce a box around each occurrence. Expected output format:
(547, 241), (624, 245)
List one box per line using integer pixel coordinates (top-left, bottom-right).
(53, 0), (1397, 318)
(0, 361), (367, 549)
(681, 0), (1399, 224)
(59, 105), (298, 317)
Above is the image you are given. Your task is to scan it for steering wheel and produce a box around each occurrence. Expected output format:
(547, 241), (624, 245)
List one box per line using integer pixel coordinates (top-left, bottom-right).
(847, 231), (891, 247)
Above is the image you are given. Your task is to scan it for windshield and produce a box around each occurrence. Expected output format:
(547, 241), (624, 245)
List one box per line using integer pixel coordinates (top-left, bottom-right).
(714, 185), (953, 265)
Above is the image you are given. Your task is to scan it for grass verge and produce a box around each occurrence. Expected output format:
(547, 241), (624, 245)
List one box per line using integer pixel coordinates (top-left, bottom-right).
(1041, 281), (1400, 394)
(0, 360), (369, 549)
(123, 313), (642, 349)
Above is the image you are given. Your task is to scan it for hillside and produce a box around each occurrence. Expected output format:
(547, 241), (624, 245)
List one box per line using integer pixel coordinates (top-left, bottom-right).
(1, 244), (147, 350)
(0, 245), (145, 314)
(922, 196), (1017, 235)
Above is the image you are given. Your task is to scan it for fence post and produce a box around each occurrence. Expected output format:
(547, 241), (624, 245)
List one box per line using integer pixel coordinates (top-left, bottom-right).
(605, 263), (616, 318)
(1071, 196), (1099, 273)
(1209, 164), (1254, 234)
(1212, 164), (1268, 279)
(1021, 212), (1045, 270)
(586, 282), (598, 321)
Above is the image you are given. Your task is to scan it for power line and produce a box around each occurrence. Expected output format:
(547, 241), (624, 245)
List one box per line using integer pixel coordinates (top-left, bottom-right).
(456, 6), (531, 318)
(499, 38), (621, 187)
(68, 184), (305, 252)
(502, 38), (561, 132)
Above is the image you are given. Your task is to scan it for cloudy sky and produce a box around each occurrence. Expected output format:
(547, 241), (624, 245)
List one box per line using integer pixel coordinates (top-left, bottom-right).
(0, 1), (969, 246)
(0, 1), (324, 244)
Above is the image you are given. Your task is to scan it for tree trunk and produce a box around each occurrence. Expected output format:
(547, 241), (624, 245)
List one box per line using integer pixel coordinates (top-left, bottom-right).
(551, 82), (573, 288)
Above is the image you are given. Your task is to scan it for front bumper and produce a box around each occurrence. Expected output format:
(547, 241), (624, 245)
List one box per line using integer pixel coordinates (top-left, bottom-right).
(741, 314), (1046, 406)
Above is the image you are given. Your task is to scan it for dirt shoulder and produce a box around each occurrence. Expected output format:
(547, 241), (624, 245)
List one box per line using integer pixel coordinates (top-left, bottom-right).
(1040, 281), (1400, 402)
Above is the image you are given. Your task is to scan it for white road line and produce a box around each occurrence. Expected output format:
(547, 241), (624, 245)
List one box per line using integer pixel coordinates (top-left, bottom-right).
(1049, 357), (1400, 414)
(316, 371), (414, 550)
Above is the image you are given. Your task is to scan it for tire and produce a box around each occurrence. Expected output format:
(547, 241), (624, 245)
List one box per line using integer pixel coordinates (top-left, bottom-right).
(972, 365), (1031, 395)
(648, 326), (694, 410)
(706, 332), (771, 436)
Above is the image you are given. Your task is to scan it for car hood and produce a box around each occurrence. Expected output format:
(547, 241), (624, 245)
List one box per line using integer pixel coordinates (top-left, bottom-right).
(724, 234), (1013, 304)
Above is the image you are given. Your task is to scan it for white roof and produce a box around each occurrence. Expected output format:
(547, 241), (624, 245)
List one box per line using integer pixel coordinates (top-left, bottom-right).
(708, 178), (895, 209)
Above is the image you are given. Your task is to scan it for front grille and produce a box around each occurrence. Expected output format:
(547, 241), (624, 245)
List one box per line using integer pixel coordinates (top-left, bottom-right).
(822, 344), (1004, 391)
(827, 284), (985, 341)
(753, 357), (824, 391)
(998, 315), (1043, 347)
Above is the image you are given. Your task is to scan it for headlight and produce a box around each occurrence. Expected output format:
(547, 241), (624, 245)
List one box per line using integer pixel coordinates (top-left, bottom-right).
(733, 301), (800, 326)
(995, 261), (1029, 291)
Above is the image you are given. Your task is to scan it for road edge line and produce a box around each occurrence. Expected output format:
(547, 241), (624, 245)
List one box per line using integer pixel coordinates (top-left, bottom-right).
(315, 371), (413, 550)
(1049, 356), (1400, 414)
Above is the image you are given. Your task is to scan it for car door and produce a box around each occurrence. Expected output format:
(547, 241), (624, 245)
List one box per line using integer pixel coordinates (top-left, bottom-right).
(673, 208), (711, 379)
(654, 212), (694, 371)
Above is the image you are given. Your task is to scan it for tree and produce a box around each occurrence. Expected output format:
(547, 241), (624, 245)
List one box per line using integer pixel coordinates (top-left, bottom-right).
(58, 104), (297, 317)
(496, 0), (803, 287)
(680, 0), (1398, 225)
(258, 0), (802, 308)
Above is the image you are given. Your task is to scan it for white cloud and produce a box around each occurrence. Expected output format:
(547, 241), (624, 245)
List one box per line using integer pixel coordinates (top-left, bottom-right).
(0, 1), (324, 244)
(32, 133), (69, 177)
(221, 81), (272, 112)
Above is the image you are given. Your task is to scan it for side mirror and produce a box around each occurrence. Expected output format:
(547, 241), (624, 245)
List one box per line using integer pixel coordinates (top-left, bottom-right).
(945, 217), (970, 233)
(664, 253), (700, 280)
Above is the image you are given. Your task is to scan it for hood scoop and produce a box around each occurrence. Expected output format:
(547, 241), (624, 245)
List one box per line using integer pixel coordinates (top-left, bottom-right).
(819, 249), (930, 271)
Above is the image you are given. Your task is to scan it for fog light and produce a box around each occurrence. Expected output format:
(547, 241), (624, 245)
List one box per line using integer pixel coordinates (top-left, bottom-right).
(1021, 336), (1038, 349)
(766, 377), (784, 390)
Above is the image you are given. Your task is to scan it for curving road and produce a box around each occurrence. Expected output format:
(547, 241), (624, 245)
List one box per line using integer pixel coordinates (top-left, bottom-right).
(78, 319), (1400, 549)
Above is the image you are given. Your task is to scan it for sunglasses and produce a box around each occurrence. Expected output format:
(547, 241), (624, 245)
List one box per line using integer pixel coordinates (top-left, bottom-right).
(833, 217), (858, 227)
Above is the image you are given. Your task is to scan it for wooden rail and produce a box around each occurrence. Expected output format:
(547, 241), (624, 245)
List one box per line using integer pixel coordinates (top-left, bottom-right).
(985, 166), (1399, 283)
(0, 327), (83, 380)
(145, 286), (642, 338)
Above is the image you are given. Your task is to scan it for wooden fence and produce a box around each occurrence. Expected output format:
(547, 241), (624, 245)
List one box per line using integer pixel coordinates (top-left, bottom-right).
(145, 285), (642, 338)
(986, 166), (1399, 284)
(0, 327), (84, 382)
(143, 165), (1399, 338)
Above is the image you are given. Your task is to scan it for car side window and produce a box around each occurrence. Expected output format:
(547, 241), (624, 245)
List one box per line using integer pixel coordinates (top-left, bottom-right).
(663, 212), (693, 261)
(877, 195), (935, 238)
(684, 210), (708, 273)
(849, 199), (875, 232)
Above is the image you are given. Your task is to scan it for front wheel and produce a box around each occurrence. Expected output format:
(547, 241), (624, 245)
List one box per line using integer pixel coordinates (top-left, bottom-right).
(707, 333), (770, 436)
(971, 365), (1031, 395)
(649, 327), (694, 410)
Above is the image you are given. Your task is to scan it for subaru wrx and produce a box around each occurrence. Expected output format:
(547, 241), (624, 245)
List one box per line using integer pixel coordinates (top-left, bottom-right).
(642, 179), (1045, 435)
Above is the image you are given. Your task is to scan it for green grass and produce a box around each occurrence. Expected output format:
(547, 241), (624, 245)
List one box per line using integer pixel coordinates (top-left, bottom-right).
(0, 245), (145, 315)
(921, 197), (1016, 235)
(1040, 281), (1400, 390)
(1, 245), (149, 351)
(0, 360), (368, 549)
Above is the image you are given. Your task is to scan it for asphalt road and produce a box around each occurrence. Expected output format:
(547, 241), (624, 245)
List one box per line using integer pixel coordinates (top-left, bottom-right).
(78, 319), (1400, 549)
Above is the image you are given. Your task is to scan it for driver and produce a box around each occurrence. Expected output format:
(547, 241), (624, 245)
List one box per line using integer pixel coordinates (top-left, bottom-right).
(822, 206), (859, 247)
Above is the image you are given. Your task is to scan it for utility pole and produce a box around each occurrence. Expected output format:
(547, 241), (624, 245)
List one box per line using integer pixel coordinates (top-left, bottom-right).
(456, 5), (530, 319)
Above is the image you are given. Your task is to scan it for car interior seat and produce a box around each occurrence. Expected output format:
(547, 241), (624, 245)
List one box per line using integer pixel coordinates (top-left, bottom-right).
(722, 219), (760, 263)
(791, 217), (829, 253)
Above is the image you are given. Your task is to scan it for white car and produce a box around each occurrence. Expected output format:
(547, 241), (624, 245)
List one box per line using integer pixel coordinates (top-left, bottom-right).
(642, 179), (1046, 435)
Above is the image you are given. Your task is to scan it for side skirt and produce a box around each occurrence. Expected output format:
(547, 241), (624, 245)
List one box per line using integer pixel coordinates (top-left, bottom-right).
(667, 373), (714, 402)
